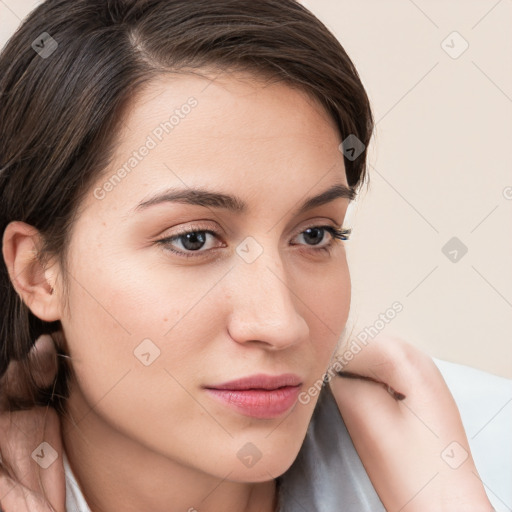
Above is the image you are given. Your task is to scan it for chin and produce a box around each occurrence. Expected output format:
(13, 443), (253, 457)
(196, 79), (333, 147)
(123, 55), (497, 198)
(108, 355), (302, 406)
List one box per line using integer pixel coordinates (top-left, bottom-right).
(225, 442), (303, 483)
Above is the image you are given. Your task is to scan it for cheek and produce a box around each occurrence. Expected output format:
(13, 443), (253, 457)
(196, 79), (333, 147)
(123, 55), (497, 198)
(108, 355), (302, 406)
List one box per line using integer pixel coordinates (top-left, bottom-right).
(59, 246), (234, 395)
(58, 241), (351, 477)
(295, 255), (351, 341)
(59, 250), (227, 455)
(61, 242), (351, 376)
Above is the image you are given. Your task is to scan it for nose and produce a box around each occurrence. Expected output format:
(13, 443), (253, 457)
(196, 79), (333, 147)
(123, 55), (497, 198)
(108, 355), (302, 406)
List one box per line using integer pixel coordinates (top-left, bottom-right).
(225, 248), (310, 351)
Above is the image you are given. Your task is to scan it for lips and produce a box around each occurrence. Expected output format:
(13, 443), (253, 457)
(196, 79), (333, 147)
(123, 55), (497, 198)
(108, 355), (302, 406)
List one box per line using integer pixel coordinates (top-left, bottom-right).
(204, 373), (302, 391)
(203, 373), (303, 419)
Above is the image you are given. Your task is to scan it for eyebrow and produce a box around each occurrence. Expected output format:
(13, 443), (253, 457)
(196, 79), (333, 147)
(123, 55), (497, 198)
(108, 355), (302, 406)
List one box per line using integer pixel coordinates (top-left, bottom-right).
(135, 182), (355, 215)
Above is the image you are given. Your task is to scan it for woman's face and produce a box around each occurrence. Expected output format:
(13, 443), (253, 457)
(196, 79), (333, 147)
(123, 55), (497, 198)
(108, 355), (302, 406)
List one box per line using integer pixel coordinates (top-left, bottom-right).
(58, 70), (352, 481)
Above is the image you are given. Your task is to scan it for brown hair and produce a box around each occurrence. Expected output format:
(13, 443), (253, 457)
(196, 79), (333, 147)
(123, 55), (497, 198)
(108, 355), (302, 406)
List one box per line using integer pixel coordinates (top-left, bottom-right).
(0, 0), (373, 412)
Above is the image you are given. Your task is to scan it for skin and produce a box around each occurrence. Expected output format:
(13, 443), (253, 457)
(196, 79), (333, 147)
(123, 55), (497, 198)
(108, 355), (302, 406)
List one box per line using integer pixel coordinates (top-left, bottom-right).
(1, 71), (493, 512)
(331, 337), (494, 511)
(4, 71), (353, 512)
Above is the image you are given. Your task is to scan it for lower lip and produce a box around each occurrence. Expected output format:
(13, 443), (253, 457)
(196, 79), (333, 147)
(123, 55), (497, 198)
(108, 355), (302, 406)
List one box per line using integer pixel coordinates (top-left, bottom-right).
(204, 385), (302, 419)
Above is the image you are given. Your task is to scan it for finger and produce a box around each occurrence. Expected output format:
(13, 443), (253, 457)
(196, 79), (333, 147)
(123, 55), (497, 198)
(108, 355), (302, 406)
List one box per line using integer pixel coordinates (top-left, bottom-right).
(331, 334), (465, 438)
(0, 408), (65, 512)
(0, 470), (55, 512)
(329, 343), (491, 511)
(330, 333), (440, 402)
(27, 335), (59, 389)
(0, 335), (58, 406)
(334, 370), (406, 400)
(330, 373), (490, 511)
(34, 409), (66, 512)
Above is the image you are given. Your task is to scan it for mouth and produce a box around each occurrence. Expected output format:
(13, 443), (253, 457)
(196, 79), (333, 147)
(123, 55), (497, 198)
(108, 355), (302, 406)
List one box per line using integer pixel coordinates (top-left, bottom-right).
(203, 373), (303, 419)
(203, 385), (303, 419)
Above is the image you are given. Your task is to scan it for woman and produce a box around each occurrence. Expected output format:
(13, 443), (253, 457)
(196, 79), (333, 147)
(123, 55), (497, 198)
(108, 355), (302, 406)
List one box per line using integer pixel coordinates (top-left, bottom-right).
(0, 0), (493, 510)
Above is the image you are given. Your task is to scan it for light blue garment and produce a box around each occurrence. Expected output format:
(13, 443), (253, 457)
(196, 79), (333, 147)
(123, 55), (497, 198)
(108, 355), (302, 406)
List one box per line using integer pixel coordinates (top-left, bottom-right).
(64, 359), (512, 511)
(275, 381), (386, 511)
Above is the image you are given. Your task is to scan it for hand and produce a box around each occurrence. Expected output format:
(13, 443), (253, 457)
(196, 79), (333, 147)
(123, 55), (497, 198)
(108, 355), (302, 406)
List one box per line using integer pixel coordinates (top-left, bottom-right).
(0, 334), (65, 512)
(329, 334), (494, 512)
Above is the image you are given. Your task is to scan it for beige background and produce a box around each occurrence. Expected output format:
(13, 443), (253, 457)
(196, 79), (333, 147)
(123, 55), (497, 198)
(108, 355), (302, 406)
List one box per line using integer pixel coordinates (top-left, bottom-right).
(1, 0), (511, 378)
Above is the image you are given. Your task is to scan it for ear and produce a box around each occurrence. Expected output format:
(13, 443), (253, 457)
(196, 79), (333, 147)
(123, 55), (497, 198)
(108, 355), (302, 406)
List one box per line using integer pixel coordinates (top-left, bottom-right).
(2, 221), (62, 322)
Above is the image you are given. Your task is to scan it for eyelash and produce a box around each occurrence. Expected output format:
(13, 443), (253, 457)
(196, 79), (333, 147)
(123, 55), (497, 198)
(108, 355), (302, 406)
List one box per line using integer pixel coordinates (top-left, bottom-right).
(155, 224), (351, 260)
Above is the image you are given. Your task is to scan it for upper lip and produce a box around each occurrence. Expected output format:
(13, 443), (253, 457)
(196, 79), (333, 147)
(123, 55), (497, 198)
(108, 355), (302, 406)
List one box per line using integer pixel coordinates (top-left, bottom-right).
(205, 373), (303, 390)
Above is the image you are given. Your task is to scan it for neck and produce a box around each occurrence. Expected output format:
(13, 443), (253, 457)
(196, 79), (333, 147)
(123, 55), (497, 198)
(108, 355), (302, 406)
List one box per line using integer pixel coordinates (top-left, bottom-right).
(60, 383), (279, 512)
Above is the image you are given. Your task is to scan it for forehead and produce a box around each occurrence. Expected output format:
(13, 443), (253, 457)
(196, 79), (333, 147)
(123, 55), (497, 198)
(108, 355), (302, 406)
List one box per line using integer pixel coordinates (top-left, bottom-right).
(124, 70), (339, 141)
(82, 70), (347, 217)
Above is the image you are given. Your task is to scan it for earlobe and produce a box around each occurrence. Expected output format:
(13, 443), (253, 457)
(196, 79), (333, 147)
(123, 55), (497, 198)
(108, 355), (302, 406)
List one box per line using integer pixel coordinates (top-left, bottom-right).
(2, 221), (61, 322)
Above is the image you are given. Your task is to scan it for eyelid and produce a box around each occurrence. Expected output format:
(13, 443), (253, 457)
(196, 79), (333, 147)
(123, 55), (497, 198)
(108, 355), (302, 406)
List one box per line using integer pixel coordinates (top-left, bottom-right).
(155, 219), (349, 258)
(157, 219), (344, 242)
(157, 221), (225, 241)
(298, 219), (343, 233)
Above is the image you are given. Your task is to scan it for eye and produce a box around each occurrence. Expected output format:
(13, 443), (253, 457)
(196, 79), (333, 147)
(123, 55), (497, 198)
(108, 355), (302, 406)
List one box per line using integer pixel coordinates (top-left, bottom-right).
(294, 226), (350, 247)
(155, 224), (351, 259)
(156, 228), (221, 258)
(292, 225), (351, 255)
